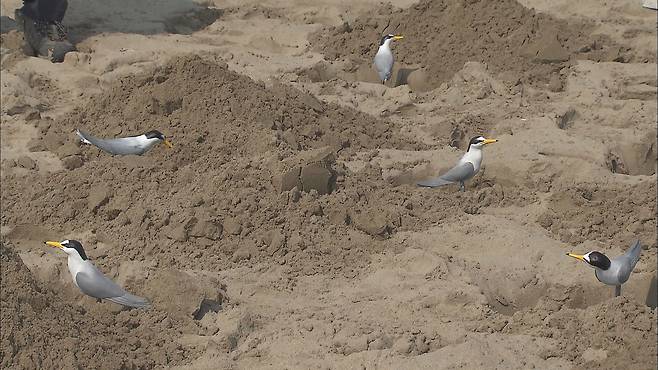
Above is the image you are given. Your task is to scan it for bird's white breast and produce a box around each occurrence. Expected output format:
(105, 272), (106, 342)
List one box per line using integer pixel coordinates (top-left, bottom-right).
(459, 149), (483, 173)
(67, 256), (92, 287)
(376, 44), (393, 61)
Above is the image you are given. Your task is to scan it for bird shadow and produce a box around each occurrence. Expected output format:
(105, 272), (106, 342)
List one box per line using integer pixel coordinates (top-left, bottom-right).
(393, 67), (416, 87)
(646, 274), (657, 309)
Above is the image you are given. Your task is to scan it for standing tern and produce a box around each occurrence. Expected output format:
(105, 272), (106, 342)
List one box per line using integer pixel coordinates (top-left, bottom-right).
(417, 136), (498, 191)
(567, 239), (642, 297)
(374, 33), (404, 84)
(46, 239), (151, 308)
(373, 20), (403, 84)
(77, 129), (173, 156)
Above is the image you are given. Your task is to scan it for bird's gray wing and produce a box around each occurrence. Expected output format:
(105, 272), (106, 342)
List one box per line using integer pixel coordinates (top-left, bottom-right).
(374, 52), (394, 81)
(76, 267), (150, 308)
(77, 129), (143, 155)
(613, 240), (642, 284)
(417, 162), (475, 188)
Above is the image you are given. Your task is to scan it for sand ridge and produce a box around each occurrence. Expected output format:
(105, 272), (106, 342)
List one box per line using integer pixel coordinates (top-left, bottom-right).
(310, 0), (634, 91)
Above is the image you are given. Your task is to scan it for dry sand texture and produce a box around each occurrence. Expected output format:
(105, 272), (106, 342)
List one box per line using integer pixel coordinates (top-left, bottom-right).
(1, 0), (656, 369)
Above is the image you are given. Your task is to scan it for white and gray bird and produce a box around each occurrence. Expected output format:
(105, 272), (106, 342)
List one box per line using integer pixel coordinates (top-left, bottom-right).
(417, 136), (498, 191)
(46, 240), (150, 308)
(374, 33), (404, 84)
(77, 129), (173, 156)
(567, 239), (642, 297)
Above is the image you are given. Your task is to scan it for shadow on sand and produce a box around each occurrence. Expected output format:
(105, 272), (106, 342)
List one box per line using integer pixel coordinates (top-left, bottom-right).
(1, 0), (221, 41)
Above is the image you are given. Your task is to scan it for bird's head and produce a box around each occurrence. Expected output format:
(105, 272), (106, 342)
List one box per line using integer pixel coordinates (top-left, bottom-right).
(144, 130), (173, 148)
(379, 34), (404, 46)
(466, 136), (497, 152)
(45, 239), (89, 260)
(566, 251), (611, 270)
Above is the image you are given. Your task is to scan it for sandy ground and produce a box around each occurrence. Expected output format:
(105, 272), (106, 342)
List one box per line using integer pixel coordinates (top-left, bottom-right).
(1, 0), (656, 369)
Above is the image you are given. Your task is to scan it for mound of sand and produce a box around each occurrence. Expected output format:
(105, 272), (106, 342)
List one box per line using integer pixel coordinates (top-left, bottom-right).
(312, 0), (631, 90)
(1, 55), (424, 277)
(4, 55), (653, 280)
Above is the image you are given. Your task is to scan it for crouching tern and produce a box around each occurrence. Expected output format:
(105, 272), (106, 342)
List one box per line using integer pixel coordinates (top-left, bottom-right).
(373, 20), (403, 84)
(77, 129), (173, 156)
(417, 136), (498, 191)
(567, 239), (642, 297)
(46, 240), (150, 308)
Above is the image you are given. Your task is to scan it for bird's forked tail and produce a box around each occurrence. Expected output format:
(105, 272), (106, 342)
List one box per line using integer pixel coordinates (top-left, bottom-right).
(417, 176), (454, 188)
(626, 239), (642, 268)
(76, 129), (92, 145)
(108, 292), (151, 309)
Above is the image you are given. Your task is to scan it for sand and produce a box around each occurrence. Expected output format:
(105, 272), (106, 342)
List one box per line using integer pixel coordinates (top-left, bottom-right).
(1, 0), (656, 369)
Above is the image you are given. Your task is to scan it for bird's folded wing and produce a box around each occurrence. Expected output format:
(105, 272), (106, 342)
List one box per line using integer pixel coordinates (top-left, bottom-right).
(417, 162), (474, 188)
(77, 129), (139, 155)
(75, 269), (127, 299)
(76, 268), (150, 308)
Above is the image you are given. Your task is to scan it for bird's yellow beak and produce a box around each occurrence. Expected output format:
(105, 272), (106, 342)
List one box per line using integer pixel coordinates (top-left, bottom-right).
(483, 138), (498, 145)
(566, 253), (585, 262)
(45, 241), (64, 249)
(163, 140), (173, 148)
(393, 35), (404, 40)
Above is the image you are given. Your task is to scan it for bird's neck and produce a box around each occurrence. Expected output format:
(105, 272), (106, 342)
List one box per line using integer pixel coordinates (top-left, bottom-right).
(378, 41), (393, 53)
(461, 147), (483, 171)
(67, 254), (87, 285)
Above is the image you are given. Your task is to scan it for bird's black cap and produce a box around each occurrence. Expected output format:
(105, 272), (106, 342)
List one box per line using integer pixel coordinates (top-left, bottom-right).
(466, 136), (485, 152)
(145, 130), (165, 140)
(587, 251), (611, 270)
(379, 34), (394, 46)
(63, 240), (89, 260)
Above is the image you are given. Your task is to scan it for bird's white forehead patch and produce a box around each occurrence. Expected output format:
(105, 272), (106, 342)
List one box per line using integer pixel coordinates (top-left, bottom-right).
(62, 239), (70, 245)
(583, 252), (591, 262)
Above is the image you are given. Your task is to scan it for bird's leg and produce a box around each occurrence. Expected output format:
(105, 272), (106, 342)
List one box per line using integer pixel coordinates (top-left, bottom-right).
(615, 285), (621, 297)
(459, 181), (465, 192)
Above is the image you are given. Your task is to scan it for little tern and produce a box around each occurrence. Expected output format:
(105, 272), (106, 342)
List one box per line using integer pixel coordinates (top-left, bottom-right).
(417, 136), (498, 191)
(374, 34), (404, 84)
(567, 239), (642, 297)
(77, 129), (173, 156)
(46, 240), (150, 308)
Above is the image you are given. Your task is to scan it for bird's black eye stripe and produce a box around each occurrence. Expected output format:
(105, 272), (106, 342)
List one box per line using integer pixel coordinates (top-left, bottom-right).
(468, 136), (485, 145)
(65, 240), (89, 260)
(379, 34), (395, 46)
